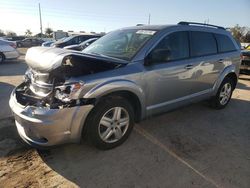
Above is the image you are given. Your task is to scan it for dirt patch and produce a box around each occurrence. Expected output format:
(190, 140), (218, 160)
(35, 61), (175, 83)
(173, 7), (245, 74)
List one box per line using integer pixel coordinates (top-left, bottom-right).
(0, 117), (76, 188)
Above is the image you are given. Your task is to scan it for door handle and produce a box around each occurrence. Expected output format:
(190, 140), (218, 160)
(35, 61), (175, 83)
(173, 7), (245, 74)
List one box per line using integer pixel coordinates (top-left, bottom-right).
(185, 64), (194, 69)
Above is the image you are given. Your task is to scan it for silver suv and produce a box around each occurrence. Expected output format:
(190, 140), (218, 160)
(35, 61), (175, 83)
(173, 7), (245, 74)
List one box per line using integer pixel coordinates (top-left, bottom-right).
(9, 22), (241, 149)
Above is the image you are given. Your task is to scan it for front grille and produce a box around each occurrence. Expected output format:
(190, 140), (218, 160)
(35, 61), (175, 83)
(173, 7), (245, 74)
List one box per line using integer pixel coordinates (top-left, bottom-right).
(29, 70), (53, 97)
(31, 70), (51, 83)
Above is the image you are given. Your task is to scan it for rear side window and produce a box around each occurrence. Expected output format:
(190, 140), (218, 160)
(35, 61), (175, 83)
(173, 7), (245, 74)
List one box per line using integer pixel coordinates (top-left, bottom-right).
(150, 31), (189, 63)
(215, 34), (236, 52)
(190, 31), (217, 57)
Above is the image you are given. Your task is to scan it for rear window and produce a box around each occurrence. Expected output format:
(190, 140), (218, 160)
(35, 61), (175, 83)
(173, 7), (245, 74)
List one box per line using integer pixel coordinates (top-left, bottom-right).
(215, 34), (236, 53)
(190, 31), (217, 57)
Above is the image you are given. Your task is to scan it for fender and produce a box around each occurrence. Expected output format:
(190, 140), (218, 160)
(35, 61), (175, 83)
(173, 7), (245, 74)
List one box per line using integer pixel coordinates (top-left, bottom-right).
(83, 79), (146, 119)
(212, 64), (239, 95)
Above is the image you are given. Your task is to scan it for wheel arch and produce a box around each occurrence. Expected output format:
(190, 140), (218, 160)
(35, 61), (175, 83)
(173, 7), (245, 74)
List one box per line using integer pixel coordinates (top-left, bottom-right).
(96, 90), (143, 123)
(225, 72), (238, 89)
(213, 65), (239, 94)
(83, 80), (146, 122)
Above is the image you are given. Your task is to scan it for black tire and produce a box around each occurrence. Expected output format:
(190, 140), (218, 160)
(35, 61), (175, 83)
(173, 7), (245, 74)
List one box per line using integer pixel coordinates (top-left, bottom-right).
(210, 77), (234, 109)
(0, 53), (4, 63)
(84, 97), (135, 150)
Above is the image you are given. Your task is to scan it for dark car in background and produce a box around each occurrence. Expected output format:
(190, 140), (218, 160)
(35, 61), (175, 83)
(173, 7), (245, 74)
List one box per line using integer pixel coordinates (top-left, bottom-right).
(17, 38), (44, 48)
(63, 38), (98, 51)
(240, 50), (250, 73)
(52, 34), (101, 48)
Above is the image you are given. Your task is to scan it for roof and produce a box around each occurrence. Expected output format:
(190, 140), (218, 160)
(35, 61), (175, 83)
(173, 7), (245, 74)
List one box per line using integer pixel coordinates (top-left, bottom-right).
(120, 22), (227, 33)
(122, 25), (174, 31)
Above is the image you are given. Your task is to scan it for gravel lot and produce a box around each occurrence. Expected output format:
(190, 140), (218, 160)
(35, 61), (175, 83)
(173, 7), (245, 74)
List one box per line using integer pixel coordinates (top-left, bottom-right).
(0, 49), (249, 187)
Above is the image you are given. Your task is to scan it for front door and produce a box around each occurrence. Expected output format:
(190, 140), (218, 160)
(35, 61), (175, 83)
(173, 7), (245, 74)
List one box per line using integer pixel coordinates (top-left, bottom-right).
(143, 31), (200, 113)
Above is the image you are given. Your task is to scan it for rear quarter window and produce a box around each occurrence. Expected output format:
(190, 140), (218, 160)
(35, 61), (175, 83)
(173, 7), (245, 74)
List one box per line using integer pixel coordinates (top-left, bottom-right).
(190, 31), (217, 57)
(215, 34), (237, 53)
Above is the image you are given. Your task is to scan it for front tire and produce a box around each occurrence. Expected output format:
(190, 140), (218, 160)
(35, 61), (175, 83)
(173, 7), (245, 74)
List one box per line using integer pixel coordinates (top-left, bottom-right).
(85, 97), (135, 150)
(210, 77), (234, 109)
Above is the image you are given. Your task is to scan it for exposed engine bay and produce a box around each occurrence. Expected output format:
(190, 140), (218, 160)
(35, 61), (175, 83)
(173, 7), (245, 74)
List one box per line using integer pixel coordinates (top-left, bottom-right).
(15, 47), (125, 109)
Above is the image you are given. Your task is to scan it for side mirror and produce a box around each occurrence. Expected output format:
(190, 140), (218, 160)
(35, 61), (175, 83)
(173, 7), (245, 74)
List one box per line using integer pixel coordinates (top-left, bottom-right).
(144, 49), (171, 66)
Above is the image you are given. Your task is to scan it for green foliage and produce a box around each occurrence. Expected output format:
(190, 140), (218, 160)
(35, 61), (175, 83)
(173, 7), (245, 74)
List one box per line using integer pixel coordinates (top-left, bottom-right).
(5, 31), (17, 37)
(45, 27), (53, 38)
(230, 25), (249, 42)
(25, 29), (32, 37)
(0, 29), (5, 37)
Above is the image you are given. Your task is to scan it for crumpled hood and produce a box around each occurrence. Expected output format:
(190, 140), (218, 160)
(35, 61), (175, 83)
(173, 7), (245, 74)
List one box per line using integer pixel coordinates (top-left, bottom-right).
(25, 47), (73, 72)
(25, 47), (126, 75)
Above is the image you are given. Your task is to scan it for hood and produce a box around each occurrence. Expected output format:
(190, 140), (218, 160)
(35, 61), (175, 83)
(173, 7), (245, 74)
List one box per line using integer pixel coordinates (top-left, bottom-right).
(64, 44), (79, 49)
(25, 47), (72, 72)
(25, 47), (126, 75)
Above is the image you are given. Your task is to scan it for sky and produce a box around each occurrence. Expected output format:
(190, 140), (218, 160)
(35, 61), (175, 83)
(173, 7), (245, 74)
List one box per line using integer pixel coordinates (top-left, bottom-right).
(0, 0), (249, 35)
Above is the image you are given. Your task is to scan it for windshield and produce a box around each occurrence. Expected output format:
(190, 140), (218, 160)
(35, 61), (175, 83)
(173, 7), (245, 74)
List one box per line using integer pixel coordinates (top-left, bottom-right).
(83, 29), (157, 60)
(60, 36), (74, 42)
(80, 38), (97, 45)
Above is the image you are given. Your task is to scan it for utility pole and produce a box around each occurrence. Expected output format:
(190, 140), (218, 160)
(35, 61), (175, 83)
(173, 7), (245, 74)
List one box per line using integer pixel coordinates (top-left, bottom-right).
(39, 3), (43, 37)
(148, 13), (151, 25)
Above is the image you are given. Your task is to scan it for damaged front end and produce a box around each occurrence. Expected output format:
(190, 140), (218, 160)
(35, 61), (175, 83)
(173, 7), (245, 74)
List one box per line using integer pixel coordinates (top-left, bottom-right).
(9, 47), (125, 146)
(15, 47), (124, 109)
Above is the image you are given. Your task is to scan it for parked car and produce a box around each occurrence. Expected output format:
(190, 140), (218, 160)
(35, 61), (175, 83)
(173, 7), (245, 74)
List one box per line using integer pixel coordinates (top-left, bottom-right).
(52, 34), (101, 48)
(16, 38), (44, 47)
(41, 41), (55, 47)
(240, 50), (250, 73)
(0, 39), (19, 63)
(9, 22), (240, 150)
(64, 38), (98, 51)
(2, 36), (26, 41)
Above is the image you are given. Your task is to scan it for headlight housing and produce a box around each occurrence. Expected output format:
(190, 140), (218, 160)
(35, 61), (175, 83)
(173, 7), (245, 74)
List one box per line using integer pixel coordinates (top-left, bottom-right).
(54, 82), (84, 103)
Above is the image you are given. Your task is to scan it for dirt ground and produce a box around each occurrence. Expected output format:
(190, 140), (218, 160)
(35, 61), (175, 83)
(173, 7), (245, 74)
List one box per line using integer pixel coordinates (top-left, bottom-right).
(0, 49), (249, 187)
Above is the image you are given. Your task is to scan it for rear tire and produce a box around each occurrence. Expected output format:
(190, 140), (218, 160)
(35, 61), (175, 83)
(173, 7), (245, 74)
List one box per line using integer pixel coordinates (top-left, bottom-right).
(0, 53), (5, 63)
(210, 77), (234, 109)
(85, 97), (135, 150)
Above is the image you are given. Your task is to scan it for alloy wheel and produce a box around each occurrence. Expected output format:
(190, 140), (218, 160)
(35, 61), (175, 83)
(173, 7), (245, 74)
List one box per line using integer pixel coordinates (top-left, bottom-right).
(219, 83), (232, 105)
(98, 107), (130, 143)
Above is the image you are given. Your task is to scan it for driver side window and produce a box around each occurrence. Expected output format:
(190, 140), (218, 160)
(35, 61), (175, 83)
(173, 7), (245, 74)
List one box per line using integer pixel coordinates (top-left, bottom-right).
(149, 31), (189, 64)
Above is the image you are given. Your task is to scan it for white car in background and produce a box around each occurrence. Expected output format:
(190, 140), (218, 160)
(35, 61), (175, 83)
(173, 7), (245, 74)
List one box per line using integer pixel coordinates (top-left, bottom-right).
(0, 39), (20, 63)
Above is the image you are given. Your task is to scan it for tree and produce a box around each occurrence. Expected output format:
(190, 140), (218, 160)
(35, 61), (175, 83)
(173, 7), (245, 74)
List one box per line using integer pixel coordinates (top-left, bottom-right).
(5, 31), (17, 37)
(25, 29), (32, 37)
(34, 33), (47, 38)
(230, 25), (247, 42)
(45, 27), (53, 38)
(243, 31), (250, 43)
(0, 29), (5, 37)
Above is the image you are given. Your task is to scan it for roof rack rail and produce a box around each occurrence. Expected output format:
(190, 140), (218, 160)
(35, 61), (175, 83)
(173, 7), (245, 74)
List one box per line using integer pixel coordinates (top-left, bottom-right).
(178, 21), (225, 30)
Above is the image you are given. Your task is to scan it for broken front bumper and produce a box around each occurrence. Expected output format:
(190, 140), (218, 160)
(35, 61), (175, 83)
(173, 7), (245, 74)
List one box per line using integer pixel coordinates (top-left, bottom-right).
(9, 88), (94, 147)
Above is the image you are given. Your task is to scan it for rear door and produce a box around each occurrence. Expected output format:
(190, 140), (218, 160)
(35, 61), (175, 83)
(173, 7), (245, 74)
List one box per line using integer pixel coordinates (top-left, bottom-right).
(188, 31), (225, 93)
